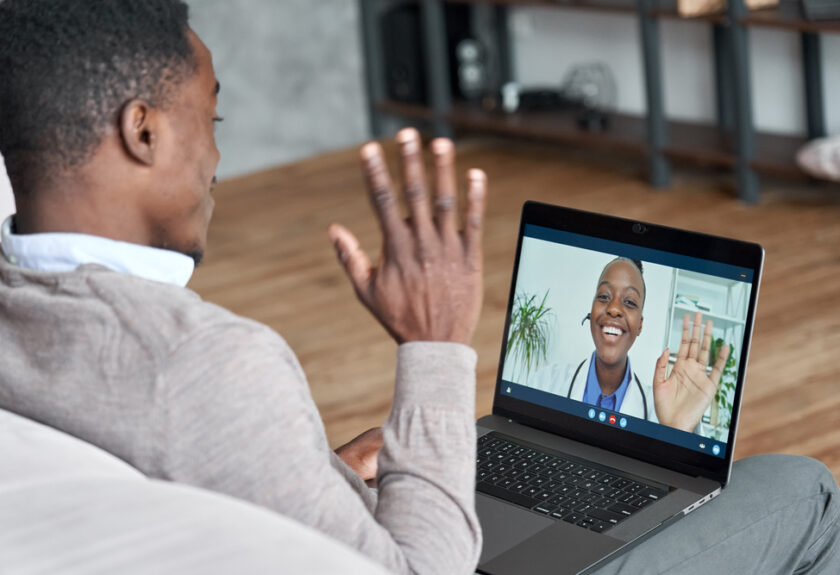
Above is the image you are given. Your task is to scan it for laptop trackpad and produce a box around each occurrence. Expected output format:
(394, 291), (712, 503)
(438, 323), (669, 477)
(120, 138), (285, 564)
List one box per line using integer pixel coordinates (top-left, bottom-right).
(477, 494), (554, 563)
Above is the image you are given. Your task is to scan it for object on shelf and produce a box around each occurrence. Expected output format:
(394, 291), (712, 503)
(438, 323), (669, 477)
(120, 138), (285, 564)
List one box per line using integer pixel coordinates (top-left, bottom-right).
(677, 0), (778, 17)
(675, 294), (712, 313)
(800, 0), (840, 19)
(490, 83), (583, 113)
(796, 135), (840, 181)
(455, 39), (488, 101)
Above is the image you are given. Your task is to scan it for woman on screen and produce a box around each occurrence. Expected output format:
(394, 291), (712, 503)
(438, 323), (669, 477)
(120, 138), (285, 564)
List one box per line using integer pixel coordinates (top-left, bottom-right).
(530, 257), (730, 434)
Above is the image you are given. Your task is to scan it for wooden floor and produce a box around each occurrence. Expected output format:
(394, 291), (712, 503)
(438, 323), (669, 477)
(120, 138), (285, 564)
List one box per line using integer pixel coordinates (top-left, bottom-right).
(191, 138), (840, 481)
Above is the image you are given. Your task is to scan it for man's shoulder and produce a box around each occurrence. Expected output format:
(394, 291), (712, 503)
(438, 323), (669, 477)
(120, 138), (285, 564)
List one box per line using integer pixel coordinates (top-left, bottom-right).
(69, 264), (284, 362)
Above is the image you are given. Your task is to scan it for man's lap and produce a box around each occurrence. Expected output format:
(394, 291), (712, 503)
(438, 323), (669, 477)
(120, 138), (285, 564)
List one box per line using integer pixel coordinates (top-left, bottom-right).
(592, 454), (840, 574)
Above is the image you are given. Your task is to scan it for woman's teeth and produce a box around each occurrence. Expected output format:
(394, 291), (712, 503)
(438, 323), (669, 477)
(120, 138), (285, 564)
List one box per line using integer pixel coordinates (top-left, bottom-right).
(602, 326), (623, 336)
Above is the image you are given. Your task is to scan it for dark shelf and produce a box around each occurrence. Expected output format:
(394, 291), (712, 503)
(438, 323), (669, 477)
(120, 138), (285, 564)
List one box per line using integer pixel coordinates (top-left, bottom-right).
(648, 0), (728, 22)
(445, 0), (638, 15)
(379, 99), (808, 179)
(752, 132), (807, 177)
(378, 99), (648, 153)
(741, 3), (840, 32)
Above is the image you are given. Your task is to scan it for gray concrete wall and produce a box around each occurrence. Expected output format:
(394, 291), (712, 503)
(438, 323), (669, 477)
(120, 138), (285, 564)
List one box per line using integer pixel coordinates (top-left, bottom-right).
(189, 0), (371, 179)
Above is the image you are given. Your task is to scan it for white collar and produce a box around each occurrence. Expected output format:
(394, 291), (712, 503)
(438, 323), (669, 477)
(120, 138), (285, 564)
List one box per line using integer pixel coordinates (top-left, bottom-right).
(0, 215), (194, 287)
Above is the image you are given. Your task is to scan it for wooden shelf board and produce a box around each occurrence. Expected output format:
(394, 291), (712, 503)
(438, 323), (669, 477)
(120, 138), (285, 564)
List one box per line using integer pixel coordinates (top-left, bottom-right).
(741, 4), (840, 33)
(378, 100), (809, 180)
(664, 121), (738, 167)
(751, 132), (807, 178)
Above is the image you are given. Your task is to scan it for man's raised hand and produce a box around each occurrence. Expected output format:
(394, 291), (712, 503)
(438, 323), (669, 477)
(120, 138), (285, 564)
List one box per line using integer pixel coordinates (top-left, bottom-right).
(328, 128), (487, 345)
(653, 312), (730, 433)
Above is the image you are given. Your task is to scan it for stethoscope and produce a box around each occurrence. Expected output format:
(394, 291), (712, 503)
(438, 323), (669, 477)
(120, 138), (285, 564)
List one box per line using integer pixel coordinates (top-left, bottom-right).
(572, 313), (650, 420)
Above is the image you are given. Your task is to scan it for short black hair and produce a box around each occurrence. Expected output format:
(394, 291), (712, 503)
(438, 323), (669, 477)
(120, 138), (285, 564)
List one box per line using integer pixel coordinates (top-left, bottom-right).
(604, 256), (646, 307)
(0, 0), (195, 186)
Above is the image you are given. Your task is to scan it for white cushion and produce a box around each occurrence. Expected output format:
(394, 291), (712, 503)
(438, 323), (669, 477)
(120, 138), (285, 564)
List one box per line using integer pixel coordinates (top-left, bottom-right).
(0, 409), (391, 574)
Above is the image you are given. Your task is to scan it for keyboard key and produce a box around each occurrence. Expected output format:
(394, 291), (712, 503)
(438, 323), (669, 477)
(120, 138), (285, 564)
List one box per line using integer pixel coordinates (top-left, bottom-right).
(576, 517), (595, 529)
(487, 474), (502, 484)
(560, 462), (579, 472)
(599, 474), (619, 485)
(624, 483), (645, 494)
(477, 469), (490, 480)
(521, 486), (544, 498)
(611, 478), (631, 489)
(630, 496), (652, 509)
(589, 520), (610, 533)
(608, 502), (636, 517)
(617, 492), (637, 504)
(477, 481), (538, 509)
(574, 503), (594, 514)
(534, 505), (553, 514)
(561, 512), (583, 524)
(587, 508), (624, 525)
(585, 470), (603, 481)
(638, 487), (667, 501)
(496, 477), (515, 489)
(546, 495), (571, 507)
(573, 466), (591, 477)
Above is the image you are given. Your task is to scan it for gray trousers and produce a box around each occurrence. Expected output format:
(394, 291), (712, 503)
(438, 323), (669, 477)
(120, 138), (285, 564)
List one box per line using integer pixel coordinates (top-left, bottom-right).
(592, 454), (840, 574)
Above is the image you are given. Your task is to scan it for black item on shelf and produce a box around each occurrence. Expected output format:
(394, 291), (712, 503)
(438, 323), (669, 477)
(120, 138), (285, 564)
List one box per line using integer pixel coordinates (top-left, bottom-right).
(577, 107), (611, 132)
(800, 0), (840, 20)
(381, 4), (427, 105)
(517, 88), (583, 111)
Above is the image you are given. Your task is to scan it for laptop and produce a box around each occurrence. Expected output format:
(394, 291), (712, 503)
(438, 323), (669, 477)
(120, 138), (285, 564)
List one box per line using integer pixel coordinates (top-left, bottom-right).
(475, 201), (763, 574)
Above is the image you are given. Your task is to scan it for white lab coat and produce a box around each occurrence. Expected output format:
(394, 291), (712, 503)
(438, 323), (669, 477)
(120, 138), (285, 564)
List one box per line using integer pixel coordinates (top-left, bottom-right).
(528, 354), (658, 423)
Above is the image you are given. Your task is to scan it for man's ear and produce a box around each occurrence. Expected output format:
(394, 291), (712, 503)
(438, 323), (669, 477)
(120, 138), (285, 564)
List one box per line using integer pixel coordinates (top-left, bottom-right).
(639, 315), (644, 336)
(119, 99), (157, 166)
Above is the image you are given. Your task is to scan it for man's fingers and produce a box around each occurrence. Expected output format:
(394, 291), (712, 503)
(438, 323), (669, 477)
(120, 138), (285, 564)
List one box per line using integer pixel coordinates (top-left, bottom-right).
(431, 138), (457, 236)
(360, 142), (407, 248)
(688, 312), (703, 359)
(709, 344), (730, 386)
(676, 314), (691, 360)
(396, 128), (434, 238)
(700, 320), (713, 367)
(653, 347), (669, 387)
(328, 223), (373, 300)
(463, 169), (487, 264)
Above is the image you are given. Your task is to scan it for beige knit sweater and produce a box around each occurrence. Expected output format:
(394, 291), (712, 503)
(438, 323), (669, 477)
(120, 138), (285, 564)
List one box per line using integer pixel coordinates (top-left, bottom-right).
(0, 257), (481, 574)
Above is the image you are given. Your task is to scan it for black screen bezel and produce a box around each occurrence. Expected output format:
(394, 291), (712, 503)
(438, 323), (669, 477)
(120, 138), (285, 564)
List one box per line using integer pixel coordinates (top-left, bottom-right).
(492, 201), (764, 485)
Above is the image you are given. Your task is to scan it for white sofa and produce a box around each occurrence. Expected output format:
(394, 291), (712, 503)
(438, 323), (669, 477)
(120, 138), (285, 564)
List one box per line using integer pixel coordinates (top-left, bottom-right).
(0, 408), (391, 575)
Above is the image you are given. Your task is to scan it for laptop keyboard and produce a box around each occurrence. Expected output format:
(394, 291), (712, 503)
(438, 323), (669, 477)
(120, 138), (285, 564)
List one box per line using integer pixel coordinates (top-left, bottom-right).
(476, 432), (668, 534)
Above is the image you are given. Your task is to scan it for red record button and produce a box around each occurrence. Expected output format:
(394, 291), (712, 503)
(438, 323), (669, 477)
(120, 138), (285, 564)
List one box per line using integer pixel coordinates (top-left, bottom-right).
(608, 414), (617, 425)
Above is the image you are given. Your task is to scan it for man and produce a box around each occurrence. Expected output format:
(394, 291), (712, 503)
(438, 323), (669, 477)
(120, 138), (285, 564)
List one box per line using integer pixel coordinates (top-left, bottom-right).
(0, 2), (837, 575)
(0, 1), (484, 573)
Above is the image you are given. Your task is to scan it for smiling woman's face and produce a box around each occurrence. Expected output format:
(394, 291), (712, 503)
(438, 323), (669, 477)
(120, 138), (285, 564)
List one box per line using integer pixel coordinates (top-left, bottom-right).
(590, 259), (645, 369)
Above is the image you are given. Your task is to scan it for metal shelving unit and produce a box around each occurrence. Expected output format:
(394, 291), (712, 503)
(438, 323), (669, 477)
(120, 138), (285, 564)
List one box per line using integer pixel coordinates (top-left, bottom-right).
(359, 0), (839, 202)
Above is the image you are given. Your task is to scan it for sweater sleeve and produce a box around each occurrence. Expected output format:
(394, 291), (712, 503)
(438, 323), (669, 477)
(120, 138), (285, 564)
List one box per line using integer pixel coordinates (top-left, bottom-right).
(157, 321), (481, 575)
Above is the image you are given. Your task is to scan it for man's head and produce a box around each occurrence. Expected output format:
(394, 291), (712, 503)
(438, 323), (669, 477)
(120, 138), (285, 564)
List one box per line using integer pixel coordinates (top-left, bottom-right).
(0, 0), (221, 264)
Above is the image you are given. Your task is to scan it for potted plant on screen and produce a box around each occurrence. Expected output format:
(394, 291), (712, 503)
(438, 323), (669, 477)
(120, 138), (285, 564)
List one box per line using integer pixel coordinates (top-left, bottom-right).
(709, 337), (737, 441)
(506, 291), (553, 385)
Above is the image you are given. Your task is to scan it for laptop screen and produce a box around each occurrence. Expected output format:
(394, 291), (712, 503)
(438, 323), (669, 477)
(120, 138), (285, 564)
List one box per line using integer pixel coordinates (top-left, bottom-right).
(497, 220), (757, 464)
